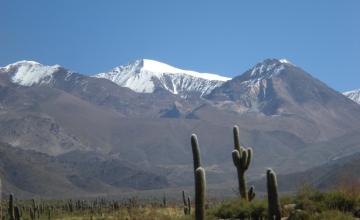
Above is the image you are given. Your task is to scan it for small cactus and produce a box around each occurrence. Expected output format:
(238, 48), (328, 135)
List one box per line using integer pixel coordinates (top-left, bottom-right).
(187, 196), (191, 215)
(232, 125), (253, 200)
(30, 208), (35, 220)
(195, 167), (206, 220)
(182, 191), (191, 215)
(14, 206), (21, 220)
(8, 194), (15, 220)
(47, 207), (51, 220)
(248, 186), (256, 202)
(162, 193), (167, 208)
(267, 169), (281, 220)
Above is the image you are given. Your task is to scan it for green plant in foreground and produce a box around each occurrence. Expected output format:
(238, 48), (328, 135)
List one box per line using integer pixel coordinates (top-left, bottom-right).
(232, 125), (254, 200)
(267, 169), (281, 220)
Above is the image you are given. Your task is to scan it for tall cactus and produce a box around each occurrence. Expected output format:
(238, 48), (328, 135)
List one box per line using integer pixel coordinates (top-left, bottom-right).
(191, 134), (206, 220)
(232, 125), (253, 200)
(8, 194), (15, 220)
(267, 169), (281, 220)
(195, 167), (206, 220)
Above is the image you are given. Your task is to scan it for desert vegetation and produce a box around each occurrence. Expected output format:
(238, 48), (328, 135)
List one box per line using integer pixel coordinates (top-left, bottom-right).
(1, 126), (360, 220)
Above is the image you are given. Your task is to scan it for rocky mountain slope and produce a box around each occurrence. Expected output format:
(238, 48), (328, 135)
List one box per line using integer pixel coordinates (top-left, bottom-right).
(252, 150), (360, 192)
(0, 143), (168, 198)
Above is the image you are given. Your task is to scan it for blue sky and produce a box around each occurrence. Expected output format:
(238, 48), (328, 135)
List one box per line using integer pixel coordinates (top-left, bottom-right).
(1, 0), (359, 91)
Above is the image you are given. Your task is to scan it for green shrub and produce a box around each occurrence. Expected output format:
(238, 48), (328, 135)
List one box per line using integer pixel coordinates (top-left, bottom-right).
(313, 210), (354, 220)
(212, 199), (267, 219)
(322, 191), (357, 212)
(288, 210), (311, 220)
(288, 209), (354, 220)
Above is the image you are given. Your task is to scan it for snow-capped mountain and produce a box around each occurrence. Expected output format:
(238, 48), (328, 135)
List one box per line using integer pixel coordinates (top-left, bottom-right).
(343, 89), (360, 104)
(206, 58), (294, 111)
(0, 60), (63, 86)
(94, 59), (231, 98)
(206, 58), (360, 123)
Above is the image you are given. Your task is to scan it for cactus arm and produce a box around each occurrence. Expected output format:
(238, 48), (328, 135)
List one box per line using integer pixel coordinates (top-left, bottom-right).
(232, 150), (241, 167)
(245, 148), (253, 170)
(191, 134), (201, 170)
(233, 125), (241, 152)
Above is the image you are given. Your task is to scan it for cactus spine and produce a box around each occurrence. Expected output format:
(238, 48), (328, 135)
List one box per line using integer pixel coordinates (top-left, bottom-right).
(232, 125), (253, 200)
(267, 169), (281, 220)
(195, 167), (206, 220)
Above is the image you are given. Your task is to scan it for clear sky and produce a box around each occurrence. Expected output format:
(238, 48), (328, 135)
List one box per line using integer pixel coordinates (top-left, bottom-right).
(1, 0), (359, 91)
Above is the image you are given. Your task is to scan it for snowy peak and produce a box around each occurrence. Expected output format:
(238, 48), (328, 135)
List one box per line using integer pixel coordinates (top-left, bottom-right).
(245, 58), (293, 81)
(94, 59), (230, 97)
(343, 89), (360, 104)
(0, 60), (61, 86)
(139, 59), (230, 81)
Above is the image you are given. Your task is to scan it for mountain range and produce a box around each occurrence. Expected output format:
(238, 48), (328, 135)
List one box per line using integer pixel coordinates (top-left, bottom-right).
(0, 58), (359, 198)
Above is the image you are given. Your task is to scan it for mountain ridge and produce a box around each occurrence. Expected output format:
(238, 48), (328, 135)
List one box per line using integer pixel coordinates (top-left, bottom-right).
(93, 59), (231, 98)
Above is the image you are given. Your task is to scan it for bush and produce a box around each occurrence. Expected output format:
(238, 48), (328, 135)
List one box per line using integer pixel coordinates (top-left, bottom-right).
(322, 191), (357, 212)
(288, 210), (311, 220)
(288, 209), (354, 220)
(294, 189), (358, 213)
(212, 199), (267, 219)
(313, 210), (354, 220)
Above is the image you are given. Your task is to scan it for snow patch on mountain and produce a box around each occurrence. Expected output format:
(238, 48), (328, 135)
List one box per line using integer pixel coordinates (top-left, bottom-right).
(140, 59), (230, 81)
(343, 89), (360, 104)
(0, 60), (61, 86)
(245, 58), (289, 82)
(94, 59), (231, 97)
